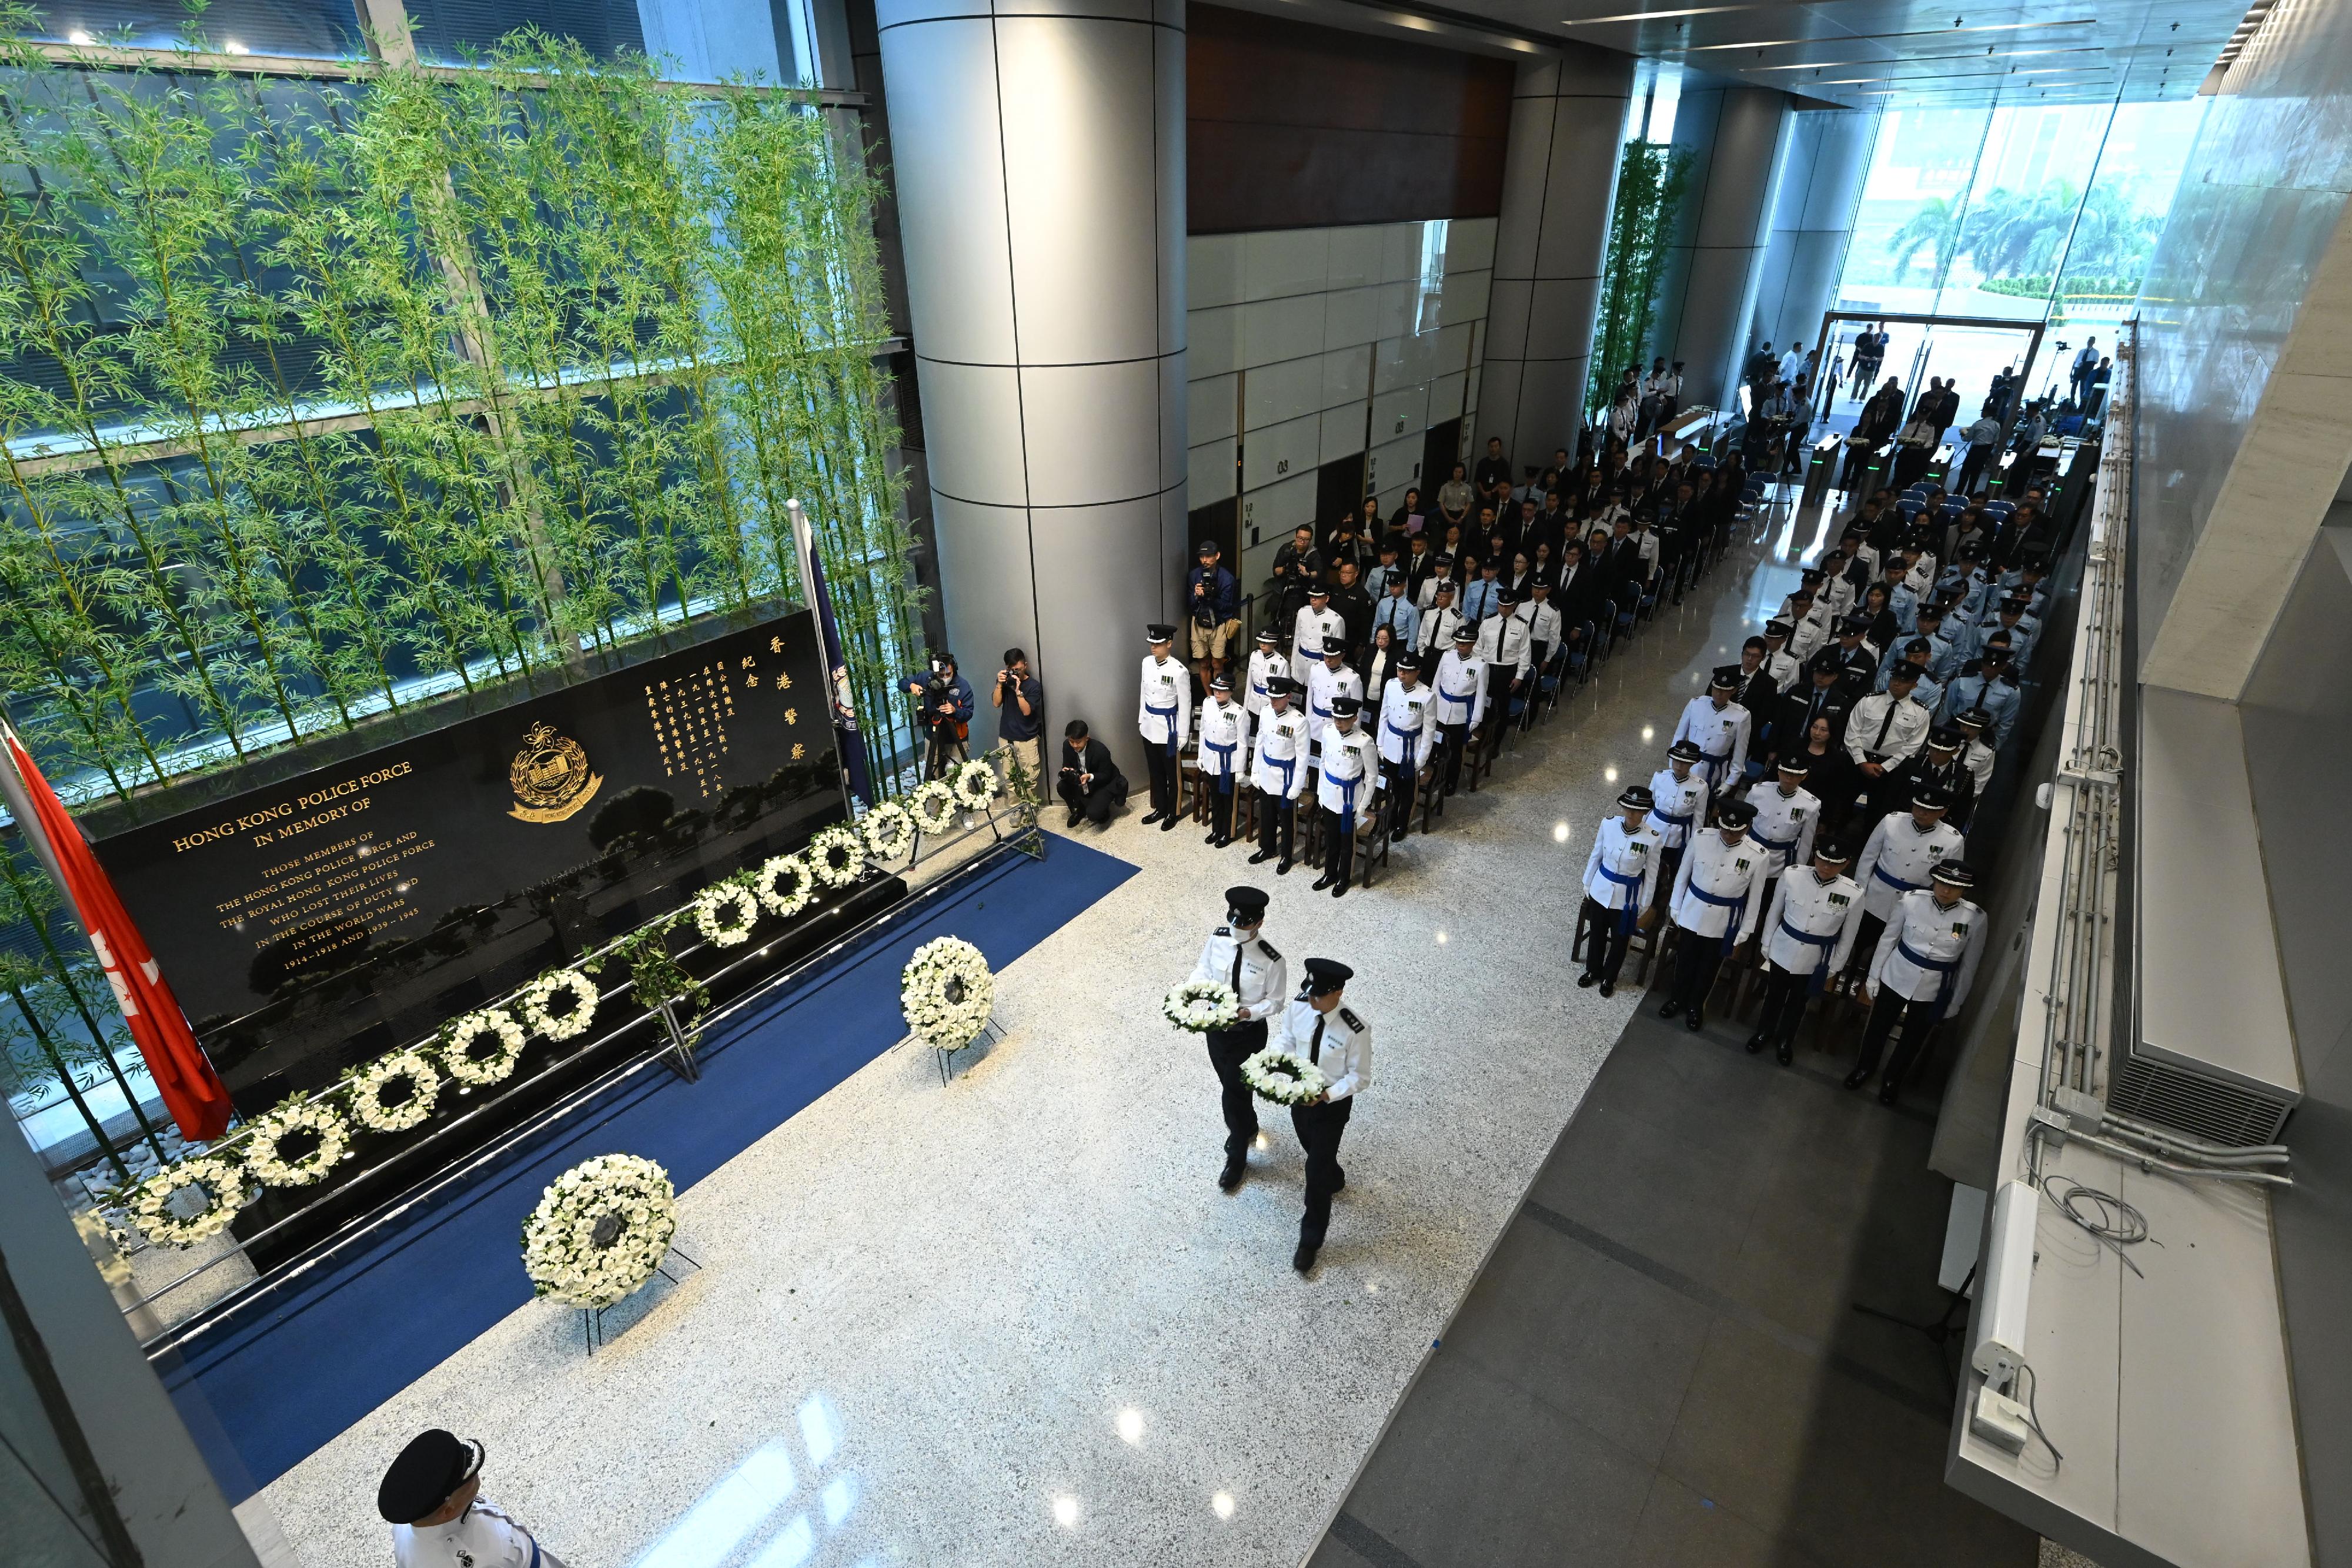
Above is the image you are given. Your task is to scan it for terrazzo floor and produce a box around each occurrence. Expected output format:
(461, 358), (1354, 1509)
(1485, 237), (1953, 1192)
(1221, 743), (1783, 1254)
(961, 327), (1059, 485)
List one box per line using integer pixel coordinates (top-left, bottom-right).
(253, 503), (1832, 1568)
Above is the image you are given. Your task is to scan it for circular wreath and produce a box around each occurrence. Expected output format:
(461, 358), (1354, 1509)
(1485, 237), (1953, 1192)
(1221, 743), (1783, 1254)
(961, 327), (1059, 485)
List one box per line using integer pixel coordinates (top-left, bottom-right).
(121, 1156), (248, 1249)
(1240, 1047), (1329, 1106)
(907, 780), (958, 836)
(1164, 979), (1241, 1034)
(951, 757), (1001, 811)
(901, 935), (994, 1052)
(753, 853), (815, 918)
(443, 1008), (528, 1086)
(862, 800), (917, 860)
(693, 881), (761, 948)
(808, 825), (865, 889)
(521, 968), (600, 1042)
(348, 1050), (442, 1133)
(243, 1098), (353, 1188)
(520, 1152), (679, 1310)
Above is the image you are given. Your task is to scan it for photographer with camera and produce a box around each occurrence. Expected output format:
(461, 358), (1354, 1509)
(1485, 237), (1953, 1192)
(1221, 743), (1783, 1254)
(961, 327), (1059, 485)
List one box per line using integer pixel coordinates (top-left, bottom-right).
(1187, 539), (1241, 693)
(991, 648), (1044, 804)
(900, 651), (974, 781)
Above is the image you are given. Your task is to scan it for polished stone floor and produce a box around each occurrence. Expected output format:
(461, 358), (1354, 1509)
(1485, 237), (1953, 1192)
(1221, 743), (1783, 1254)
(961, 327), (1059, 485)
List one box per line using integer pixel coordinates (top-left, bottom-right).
(254, 503), (1853, 1568)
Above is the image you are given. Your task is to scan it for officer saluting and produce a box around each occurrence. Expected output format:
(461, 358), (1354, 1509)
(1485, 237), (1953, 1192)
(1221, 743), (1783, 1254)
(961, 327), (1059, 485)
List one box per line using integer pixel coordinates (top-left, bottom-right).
(1191, 885), (1287, 1190)
(1272, 958), (1371, 1272)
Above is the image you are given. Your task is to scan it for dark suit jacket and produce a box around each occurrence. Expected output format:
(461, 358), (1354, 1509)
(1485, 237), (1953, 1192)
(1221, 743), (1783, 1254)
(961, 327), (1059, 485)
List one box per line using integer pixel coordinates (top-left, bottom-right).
(1773, 687), (1852, 758)
(1059, 737), (1121, 796)
(1886, 753), (1977, 825)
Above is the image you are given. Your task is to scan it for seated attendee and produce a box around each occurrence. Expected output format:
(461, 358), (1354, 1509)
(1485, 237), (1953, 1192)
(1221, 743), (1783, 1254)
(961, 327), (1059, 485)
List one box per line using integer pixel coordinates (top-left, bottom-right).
(1056, 720), (1125, 828)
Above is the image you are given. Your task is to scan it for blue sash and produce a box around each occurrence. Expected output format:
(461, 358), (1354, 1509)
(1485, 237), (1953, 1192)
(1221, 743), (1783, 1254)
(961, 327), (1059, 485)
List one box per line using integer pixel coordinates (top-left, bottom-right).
(1594, 862), (1644, 935)
(1264, 750), (1297, 799)
(1147, 701), (1178, 758)
(1778, 915), (1840, 992)
(1897, 938), (1961, 1022)
(1436, 681), (1476, 721)
(1384, 719), (1422, 770)
(1871, 862), (1920, 892)
(1204, 736), (1237, 792)
(1653, 809), (1692, 832)
(1322, 764), (1362, 835)
(1753, 830), (1799, 861)
(1683, 882), (1750, 954)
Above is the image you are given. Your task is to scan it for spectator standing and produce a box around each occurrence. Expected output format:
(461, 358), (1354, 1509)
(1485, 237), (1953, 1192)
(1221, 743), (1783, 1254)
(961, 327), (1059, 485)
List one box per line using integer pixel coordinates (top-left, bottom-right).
(1437, 462), (1474, 532)
(1186, 538), (1240, 693)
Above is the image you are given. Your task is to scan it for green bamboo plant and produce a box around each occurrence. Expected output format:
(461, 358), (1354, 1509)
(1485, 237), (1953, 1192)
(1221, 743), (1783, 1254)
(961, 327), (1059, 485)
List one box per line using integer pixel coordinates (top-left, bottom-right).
(1589, 141), (1693, 418)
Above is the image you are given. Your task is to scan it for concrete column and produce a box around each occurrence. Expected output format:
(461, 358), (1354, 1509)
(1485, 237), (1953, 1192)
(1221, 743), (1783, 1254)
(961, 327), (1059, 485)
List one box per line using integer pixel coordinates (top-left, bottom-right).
(1660, 85), (1794, 411)
(1481, 46), (1635, 469)
(875, 0), (1187, 779)
(1752, 109), (1877, 359)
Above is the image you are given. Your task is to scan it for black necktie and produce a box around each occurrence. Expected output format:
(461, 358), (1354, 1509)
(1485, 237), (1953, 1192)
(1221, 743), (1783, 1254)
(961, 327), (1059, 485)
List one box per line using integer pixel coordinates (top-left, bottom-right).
(1873, 701), (1897, 753)
(1308, 1015), (1325, 1064)
(1229, 942), (1244, 992)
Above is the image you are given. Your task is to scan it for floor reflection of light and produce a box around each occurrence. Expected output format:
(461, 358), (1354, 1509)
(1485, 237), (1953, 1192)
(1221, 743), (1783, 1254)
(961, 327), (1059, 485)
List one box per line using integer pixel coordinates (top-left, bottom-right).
(1603, 766), (1618, 783)
(630, 1392), (861, 1568)
(1115, 1408), (1145, 1445)
(821, 1477), (857, 1528)
(1552, 823), (1569, 843)
(798, 1395), (841, 1469)
(1212, 1492), (1237, 1520)
(749, 1517), (814, 1567)
(1641, 725), (1655, 743)
(1053, 1496), (1080, 1529)
(633, 1445), (796, 1567)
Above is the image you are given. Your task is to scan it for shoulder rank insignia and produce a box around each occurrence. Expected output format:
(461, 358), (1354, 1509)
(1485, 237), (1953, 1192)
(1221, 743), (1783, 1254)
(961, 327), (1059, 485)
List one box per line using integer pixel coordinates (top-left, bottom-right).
(1214, 925), (1230, 937)
(1258, 940), (1281, 960)
(1339, 1007), (1365, 1031)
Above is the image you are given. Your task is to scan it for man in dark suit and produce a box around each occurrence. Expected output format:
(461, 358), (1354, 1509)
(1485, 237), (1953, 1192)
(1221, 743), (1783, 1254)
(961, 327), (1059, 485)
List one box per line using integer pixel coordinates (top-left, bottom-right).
(1056, 720), (1127, 828)
(1885, 726), (1978, 828)
(1769, 657), (1853, 767)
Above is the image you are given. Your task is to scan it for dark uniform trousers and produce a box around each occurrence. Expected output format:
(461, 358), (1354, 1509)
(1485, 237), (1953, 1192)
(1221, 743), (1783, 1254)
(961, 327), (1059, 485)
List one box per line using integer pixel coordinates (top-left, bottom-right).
(1142, 743), (1179, 818)
(1756, 961), (1816, 1047)
(1204, 1020), (1265, 1158)
(1579, 897), (1637, 984)
(1208, 775), (1237, 840)
(1664, 929), (1730, 1015)
(1321, 804), (1357, 887)
(1844, 911), (1887, 979)
(1655, 845), (1686, 907)
(1853, 985), (1945, 1085)
(1382, 758), (1418, 836)
(1258, 790), (1297, 864)
(1291, 1095), (1354, 1247)
(1439, 721), (1472, 793)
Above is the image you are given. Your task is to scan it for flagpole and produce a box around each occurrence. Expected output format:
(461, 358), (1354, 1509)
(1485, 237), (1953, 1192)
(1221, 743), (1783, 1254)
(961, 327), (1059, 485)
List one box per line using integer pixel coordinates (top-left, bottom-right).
(785, 497), (877, 806)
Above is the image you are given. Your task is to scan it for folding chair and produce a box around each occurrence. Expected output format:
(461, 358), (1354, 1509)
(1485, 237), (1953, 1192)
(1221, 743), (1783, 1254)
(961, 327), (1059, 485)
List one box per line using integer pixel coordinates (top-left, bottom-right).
(1615, 580), (1643, 642)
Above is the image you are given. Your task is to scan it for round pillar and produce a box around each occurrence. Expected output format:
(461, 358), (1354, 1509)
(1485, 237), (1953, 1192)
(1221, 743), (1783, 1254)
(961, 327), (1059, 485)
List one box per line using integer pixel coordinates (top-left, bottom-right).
(1662, 85), (1793, 412)
(876, 0), (1187, 780)
(1755, 110), (1877, 359)
(1482, 47), (1636, 469)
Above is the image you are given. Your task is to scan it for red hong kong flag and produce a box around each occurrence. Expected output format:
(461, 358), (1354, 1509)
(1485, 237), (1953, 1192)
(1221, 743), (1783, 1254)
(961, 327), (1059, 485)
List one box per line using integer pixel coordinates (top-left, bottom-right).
(2, 726), (233, 1141)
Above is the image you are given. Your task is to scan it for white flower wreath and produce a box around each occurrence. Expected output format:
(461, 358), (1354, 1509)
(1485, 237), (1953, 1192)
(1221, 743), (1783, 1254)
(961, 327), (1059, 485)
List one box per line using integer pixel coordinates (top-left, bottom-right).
(808, 825), (865, 888)
(907, 780), (958, 836)
(900, 935), (994, 1052)
(521, 969), (600, 1042)
(754, 853), (815, 918)
(243, 1098), (354, 1188)
(348, 1049), (442, 1133)
(951, 757), (1001, 811)
(1240, 1046), (1330, 1106)
(121, 1156), (248, 1249)
(861, 799), (917, 860)
(1163, 979), (1241, 1034)
(443, 1008), (528, 1086)
(520, 1152), (680, 1310)
(693, 881), (761, 948)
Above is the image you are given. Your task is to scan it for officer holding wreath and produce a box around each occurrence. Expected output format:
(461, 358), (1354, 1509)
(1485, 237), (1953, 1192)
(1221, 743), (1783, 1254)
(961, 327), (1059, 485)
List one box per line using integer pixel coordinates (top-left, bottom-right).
(1268, 958), (1370, 1273)
(1189, 886), (1287, 1191)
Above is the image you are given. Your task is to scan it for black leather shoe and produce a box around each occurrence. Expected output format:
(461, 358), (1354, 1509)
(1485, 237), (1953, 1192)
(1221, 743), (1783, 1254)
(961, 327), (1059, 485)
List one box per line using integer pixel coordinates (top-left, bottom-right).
(1776, 1041), (1793, 1066)
(1576, 973), (1601, 989)
(1066, 807), (1083, 827)
(1598, 981), (1615, 998)
(1877, 1079), (1900, 1105)
(1686, 1009), (1705, 1031)
(1331, 880), (1348, 898)
(1159, 815), (1178, 832)
(1743, 1031), (1768, 1054)
(1657, 998), (1681, 1018)
(1248, 848), (1275, 864)
(1292, 1243), (1318, 1273)
(1218, 1158), (1244, 1192)
(1277, 859), (1294, 876)
(1205, 828), (1220, 844)
(1332, 1169), (1345, 1192)
(1140, 810), (1164, 825)
(1311, 873), (1335, 890)
(1842, 1067), (1870, 1091)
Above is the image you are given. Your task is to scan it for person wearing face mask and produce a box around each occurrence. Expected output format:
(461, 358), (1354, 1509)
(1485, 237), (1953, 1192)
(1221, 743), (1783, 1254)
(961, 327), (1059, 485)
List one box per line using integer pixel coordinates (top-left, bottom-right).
(1191, 885), (1287, 1191)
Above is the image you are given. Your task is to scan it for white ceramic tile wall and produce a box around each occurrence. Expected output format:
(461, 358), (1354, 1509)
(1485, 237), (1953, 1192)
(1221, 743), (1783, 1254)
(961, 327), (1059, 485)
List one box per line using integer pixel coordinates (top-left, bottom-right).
(1184, 218), (1497, 526)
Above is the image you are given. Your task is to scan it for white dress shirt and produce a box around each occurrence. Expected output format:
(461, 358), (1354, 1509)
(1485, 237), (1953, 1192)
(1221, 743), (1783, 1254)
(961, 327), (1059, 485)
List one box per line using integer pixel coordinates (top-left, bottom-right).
(1473, 606), (1535, 676)
(1195, 696), (1250, 778)
(1853, 811), (1966, 919)
(1867, 889), (1986, 1012)
(1191, 927), (1287, 1022)
(1745, 784), (1820, 874)
(1138, 654), (1190, 751)
(1315, 727), (1381, 818)
(1269, 996), (1371, 1101)
(1582, 815), (1661, 911)
(393, 1499), (548, 1568)
(1242, 647), (1285, 718)
(1845, 691), (1930, 766)
(1669, 830), (1768, 943)
(1431, 648), (1488, 730)
(1644, 767), (1709, 850)
(1762, 867), (1866, 975)
(1250, 705), (1310, 798)
(1304, 662), (1362, 745)
(1291, 604), (1345, 686)
(1377, 680), (1439, 768)
(1671, 696), (1751, 785)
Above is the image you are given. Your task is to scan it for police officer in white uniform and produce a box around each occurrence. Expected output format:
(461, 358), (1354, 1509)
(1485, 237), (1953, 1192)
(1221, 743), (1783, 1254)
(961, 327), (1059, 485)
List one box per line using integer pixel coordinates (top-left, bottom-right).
(1432, 621), (1487, 795)
(1846, 663), (1932, 818)
(1191, 885), (1287, 1189)
(1848, 860), (1986, 1102)
(381, 1430), (566, 1568)
(1195, 671), (1251, 847)
(1291, 584), (1344, 690)
(1672, 666), (1752, 788)
(1472, 586), (1535, 716)
(1953, 706), (1997, 798)
(1578, 784), (1662, 997)
(1271, 957), (1370, 1272)
(1759, 620), (1801, 694)
(1248, 676), (1309, 872)
(1242, 626), (1285, 723)
(1304, 639), (1362, 750)
(1745, 755), (1821, 891)
(1376, 651), (1438, 840)
(1138, 623), (1191, 832)
(1646, 739), (1711, 898)
(1847, 784), (1965, 979)
(1748, 840), (1866, 1064)
(1658, 797), (1767, 1029)
(1314, 696), (1380, 898)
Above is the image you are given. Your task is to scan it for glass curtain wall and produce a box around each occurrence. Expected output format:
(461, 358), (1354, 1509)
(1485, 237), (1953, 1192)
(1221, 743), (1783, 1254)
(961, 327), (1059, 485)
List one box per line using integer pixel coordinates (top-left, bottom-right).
(1834, 95), (2209, 335)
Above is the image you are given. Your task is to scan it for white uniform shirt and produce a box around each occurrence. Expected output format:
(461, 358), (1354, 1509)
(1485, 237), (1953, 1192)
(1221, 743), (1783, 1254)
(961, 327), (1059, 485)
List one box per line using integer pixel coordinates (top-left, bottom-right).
(1190, 927), (1287, 1022)
(1645, 767), (1709, 849)
(1473, 606), (1535, 676)
(1195, 696), (1250, 778)
(1868, 889), (1986, 1011)
(1961, 737), (1996, 796)
(1671, 696), (1751, 785)
(1304, 662), (1362, 745)
(1745, 784), (1820, 874)
(1138, 654), (1190, 750)
(392, 1499), (540, 1568)
(1845, 691), (1929, 766)
(1582, 815), (1661, 911)
(1315, 726), (1381, 817)
(1377, 680), (1439, 768)
(1291, 605), (1345, 686)
(1669, 831), (1768, 943)
(1853, 811), (1966, 918)
(1269, 996), (1371, 1101)
(1762, 647), (1800, 693)
(1762, 868), (1866, 975)
(1431, 647), (1488, 730)
(1788, 602), (1835, 662)
(1250, 705), (1310, 798)
(1523, 598), (1563, 654)
(1418, 601), (1465, 656)
(1242, 647), (1286, 718)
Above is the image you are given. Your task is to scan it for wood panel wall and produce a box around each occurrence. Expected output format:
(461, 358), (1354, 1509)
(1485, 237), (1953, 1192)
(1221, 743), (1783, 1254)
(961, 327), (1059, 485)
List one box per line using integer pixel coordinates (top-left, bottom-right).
(1187, 4), (1515, 234)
